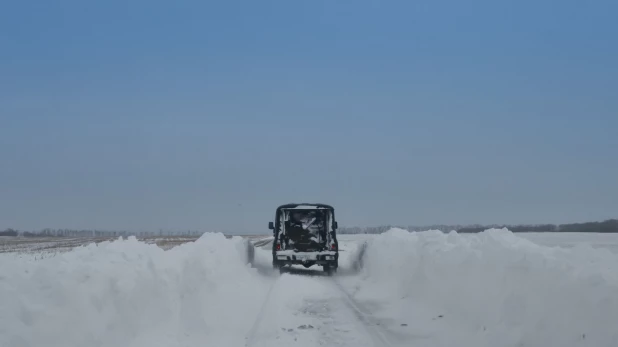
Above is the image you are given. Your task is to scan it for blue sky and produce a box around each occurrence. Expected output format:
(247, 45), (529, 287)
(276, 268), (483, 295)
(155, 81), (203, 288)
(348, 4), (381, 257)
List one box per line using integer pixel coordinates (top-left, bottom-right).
(1, 0), (617, 233)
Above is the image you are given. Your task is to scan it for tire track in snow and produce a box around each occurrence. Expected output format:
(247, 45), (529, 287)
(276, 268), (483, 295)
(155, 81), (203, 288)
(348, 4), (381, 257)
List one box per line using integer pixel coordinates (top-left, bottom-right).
(332, 278), (395, 347)
(245, 277), (279, 347)
(245, 271), (396, 347)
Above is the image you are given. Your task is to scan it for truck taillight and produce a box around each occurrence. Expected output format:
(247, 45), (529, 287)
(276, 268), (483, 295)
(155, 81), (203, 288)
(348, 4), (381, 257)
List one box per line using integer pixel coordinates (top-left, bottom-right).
(276, 244), (281, 251)
(331, 244), (337, 251)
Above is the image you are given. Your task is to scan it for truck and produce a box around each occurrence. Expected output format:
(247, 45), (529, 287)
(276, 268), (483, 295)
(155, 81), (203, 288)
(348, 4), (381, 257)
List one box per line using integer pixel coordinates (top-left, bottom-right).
(268, 203), (339, 275)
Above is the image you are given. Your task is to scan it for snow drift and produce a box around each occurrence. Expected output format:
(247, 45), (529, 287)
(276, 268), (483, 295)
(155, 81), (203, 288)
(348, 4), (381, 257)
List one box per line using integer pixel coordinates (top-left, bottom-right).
(348, 228), (618, 347)
(0, 233), (270, 347)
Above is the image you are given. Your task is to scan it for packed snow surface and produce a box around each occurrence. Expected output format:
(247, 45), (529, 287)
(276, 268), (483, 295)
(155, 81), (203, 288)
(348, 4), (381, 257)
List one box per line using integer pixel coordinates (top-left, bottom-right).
(2, 229), (618, 347)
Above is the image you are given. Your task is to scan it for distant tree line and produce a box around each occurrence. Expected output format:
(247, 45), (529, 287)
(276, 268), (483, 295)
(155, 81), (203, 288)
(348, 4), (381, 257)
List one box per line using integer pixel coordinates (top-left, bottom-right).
(0, 228), (207, 238)
(338, 224), (468, 234)
(338, 219), (618, 234)
(456, 224), (558, 233)
(2, 219), (617, 237)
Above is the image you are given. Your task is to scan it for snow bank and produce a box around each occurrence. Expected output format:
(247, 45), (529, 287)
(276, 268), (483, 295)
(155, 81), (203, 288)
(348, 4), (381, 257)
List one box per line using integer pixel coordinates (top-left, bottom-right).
(0, 233), (270, 347)
(352, 228), (618, 346)
(517, 232), (618, 254)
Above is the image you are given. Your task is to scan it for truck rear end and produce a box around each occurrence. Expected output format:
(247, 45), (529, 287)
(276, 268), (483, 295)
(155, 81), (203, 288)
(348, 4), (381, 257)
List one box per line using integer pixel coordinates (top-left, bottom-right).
(268, 203), (339, 274)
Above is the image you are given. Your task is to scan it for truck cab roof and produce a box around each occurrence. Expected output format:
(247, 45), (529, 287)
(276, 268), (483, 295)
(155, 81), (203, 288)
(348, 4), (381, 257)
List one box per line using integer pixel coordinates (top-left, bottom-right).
(275, 203), (335, 210)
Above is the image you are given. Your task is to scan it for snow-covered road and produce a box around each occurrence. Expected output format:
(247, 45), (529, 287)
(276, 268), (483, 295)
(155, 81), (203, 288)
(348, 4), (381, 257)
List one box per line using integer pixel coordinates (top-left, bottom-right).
(245, 249), (405, 347)
(244, 272), (397, 347)
(2, 230), (618, 347)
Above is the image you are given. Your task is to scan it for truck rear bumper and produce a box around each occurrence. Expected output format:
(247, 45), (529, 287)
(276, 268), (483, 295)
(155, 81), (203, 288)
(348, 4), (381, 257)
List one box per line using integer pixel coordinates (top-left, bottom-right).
(274, 250), (338, 265)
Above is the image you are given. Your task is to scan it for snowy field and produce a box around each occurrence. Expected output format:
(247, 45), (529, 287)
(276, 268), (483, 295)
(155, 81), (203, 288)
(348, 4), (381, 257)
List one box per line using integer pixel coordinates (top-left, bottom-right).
(1, 230), (618, 347)
(516, 232), (618, 253)
(0, 235), (267, 258)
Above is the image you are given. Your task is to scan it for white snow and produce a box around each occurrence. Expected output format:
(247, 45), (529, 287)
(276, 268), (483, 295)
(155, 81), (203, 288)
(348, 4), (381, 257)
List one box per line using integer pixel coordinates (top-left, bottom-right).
(2, 229), (618, 347)
(340, 228), (618, 346)
(283, 205), (329, 210)
(517, 232), (618, 253)
(0, 233), (271, 347)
